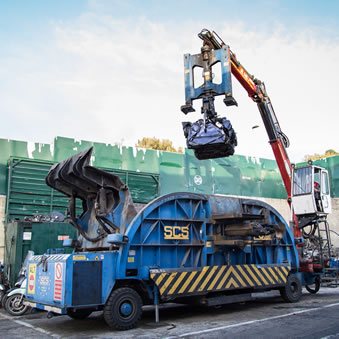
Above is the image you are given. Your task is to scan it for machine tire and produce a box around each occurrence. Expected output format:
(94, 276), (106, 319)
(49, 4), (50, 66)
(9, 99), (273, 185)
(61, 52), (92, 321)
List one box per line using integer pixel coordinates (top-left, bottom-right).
(1, 293), (7, 309)
(104, 287), (142, 330)
(5, 293), (29, 316)
(280, 274), (302, 303)
(0, 291), (5, 308)
(67, 309), (92, 319)
(305, 277), (321, 294)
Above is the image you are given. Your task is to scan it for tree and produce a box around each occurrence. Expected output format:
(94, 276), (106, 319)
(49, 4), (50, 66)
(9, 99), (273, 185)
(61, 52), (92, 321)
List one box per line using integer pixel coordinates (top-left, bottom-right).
(136, 137), (183, 153)
(304, 149), (338, 161)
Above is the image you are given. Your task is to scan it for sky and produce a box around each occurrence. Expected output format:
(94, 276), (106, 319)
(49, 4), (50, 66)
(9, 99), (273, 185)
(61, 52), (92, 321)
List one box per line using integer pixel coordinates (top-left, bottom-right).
(0, 0), (339, 162)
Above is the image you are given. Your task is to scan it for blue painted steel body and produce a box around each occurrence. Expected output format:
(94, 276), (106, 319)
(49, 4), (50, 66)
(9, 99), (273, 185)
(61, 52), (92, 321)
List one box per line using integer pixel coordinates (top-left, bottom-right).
(117, 193), (298, 278)
(26, 252), (117, 310)
(183, 47), (233, 107)
(26, 193), (298, 313)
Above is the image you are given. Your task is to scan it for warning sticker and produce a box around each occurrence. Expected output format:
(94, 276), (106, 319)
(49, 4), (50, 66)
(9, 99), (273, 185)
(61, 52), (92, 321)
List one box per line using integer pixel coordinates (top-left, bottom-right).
(73, 255), (86, 261)
(57, 235), (69, 241)
(27, 264), (36, 294)
(54, 263), (63, 301)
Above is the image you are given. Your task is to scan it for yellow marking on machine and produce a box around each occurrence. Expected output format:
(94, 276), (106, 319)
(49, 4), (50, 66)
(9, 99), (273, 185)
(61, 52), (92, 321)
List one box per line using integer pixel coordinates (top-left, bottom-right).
(225, 277), (239, 289)
(267, 267), (279, 282)
(168, 272), (188, 295)
(178, 271), (198, 294)
(261, 267), (275, 284)
(216, 266), (233, 290)
(154, 273), (167, 286)
(164, 226), (189, 240)
(188, 267), (209, 293)
(207, 266), (226, 291)
(281, 266), (289, 276)
(232, 267), (247, 287)
(198, 266), (218, 291)
(73, 255), (86, 261)
(237, 266), (255, 287)
(150, 264), (290, 298)
(252, 265), (269, 285)
(27, 264), (37, 295)
(275, 267), (287, 282)
(244, 265), (262, 286)
(160, 272), (177, 295)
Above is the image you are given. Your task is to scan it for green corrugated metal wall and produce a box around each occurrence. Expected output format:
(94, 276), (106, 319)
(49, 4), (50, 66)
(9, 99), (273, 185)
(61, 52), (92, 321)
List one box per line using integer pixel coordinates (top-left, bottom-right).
(7, 158), (67, 220)
(6, 157), (159, 221)
(1, 136), (339, 208)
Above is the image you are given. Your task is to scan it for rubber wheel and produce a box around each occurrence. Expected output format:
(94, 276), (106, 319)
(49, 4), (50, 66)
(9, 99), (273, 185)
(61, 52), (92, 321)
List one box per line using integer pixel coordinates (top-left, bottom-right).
(5, 293), (29, 316)
(67, 309), (92, 319)
(305, 277), (321, 294)
(2, 294), (7, 309)
(280, 274), (302, 303)
(0, 291), (5, 308)
(104, 287), (142, 330)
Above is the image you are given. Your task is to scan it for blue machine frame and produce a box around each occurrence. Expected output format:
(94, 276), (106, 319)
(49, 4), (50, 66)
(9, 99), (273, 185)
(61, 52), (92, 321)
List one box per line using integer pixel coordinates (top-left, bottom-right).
(26, 193), (298, 314)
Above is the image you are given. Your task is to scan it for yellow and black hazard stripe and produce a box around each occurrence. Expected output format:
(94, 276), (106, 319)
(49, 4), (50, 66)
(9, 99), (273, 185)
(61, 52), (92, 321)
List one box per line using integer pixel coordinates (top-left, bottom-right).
(150, 264), (290, 298)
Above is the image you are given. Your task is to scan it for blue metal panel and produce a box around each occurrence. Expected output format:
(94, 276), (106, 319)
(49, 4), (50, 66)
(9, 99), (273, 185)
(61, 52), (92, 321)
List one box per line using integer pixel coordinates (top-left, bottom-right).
(26, 252), (117, 312)
(116, 193), (298, 281)
(26, 254), (70, 308)
(183, 46), (233, 107)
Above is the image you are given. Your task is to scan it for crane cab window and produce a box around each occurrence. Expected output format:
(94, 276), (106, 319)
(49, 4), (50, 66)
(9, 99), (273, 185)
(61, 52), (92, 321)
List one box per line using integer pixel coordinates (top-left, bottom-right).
(293, 167), (312, 196)
(322, 171), (329, 195)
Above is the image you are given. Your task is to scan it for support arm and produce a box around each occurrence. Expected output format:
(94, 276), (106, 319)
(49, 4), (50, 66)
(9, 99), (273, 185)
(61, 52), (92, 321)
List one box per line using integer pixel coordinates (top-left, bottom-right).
(195, 29), (301, 238)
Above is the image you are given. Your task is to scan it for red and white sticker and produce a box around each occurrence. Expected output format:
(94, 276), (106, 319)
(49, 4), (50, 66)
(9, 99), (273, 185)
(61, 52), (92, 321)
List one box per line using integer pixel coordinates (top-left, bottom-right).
(54, 262), (63, 301)
(27, 264), (36, 294)
(57, 235), (69, 241)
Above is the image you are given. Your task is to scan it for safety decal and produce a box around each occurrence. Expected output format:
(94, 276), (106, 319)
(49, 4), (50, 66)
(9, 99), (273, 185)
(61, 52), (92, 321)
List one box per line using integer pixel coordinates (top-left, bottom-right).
(57, 235), (69, 241)
(150, 264), (290, 298)
(53, 262), (63, 301)
(73, 255), (86, 261)
(27, 264), (37, 294)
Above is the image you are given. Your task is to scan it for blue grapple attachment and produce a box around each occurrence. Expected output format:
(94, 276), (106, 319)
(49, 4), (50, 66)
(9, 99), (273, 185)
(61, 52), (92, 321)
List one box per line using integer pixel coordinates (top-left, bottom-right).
(45, 147), (137, 248)
(181, 29), (238, 160)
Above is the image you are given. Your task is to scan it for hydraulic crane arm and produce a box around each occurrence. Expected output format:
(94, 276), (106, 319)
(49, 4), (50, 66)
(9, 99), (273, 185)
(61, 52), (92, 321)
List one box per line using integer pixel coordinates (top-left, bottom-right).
(196, 29), (293, 195)
(182, 29), (300, 237)
(231, 51), (293, 198)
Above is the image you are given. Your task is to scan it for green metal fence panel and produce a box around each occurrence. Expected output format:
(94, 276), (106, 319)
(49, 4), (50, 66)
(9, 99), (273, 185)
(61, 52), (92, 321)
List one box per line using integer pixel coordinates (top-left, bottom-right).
(1, 136), (338, 199)
(158, 151), (186, 194)
(178, 151), (285, 198)
(101, 167), (159, 204)
(184, 151), (214, 194)
(213, 157), (243, 196)
(92, 142), (123, 168)
(327, 156), (339, 197)
(0, 139), (29, 195)
(53, 136), (93, 163)
(6, 157), (159, 221)
(7, 158), (69, 221)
